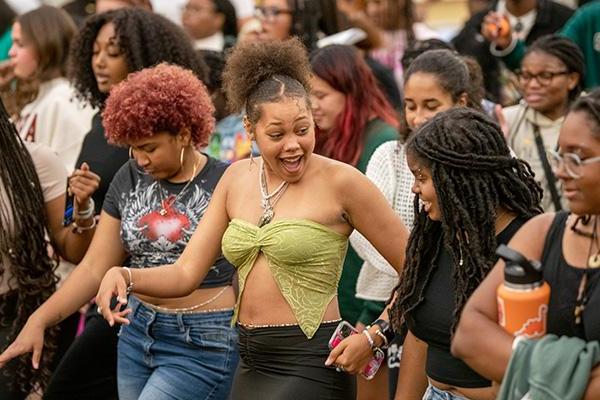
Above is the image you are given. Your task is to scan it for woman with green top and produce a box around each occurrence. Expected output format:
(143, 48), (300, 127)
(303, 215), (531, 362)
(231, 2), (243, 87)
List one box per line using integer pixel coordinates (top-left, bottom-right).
(93, 38), (409, 399)
(310, 43), (400, 399)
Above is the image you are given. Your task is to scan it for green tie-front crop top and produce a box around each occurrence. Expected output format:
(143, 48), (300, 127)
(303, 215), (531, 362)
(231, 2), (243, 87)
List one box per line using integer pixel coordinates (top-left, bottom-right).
(221, 218), (348, 339)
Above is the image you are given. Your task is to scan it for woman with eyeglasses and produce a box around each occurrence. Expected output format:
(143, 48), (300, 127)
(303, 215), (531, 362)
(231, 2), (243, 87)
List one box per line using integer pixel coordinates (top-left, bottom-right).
(502, 34), (584, 212)
(452, 88), (600, 400)
(248, 0), (311, 46)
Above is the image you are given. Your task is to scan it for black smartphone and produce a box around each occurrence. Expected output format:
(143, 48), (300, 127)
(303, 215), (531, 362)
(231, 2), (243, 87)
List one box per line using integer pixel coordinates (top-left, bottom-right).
(63, 178), (74, 226)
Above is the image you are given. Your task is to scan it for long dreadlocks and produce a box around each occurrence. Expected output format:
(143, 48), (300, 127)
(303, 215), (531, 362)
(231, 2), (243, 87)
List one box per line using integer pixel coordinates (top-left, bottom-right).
(0, 99), (59, 395)
(390, 107), (543, 333)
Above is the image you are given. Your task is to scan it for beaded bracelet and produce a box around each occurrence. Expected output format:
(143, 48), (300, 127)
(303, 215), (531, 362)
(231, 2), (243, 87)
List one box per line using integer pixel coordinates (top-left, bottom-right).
(76, 198), (95, 220)
(72, 217), (97, 234)
(362, 329), (375, 349)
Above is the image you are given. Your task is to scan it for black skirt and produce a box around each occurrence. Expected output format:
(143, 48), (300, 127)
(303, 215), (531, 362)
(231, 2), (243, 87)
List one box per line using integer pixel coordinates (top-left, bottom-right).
(230, 321), (356, 400)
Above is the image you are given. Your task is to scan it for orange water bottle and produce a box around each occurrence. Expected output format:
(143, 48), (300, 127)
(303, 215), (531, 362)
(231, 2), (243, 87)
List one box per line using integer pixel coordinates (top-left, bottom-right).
(496, 244), (551, 338)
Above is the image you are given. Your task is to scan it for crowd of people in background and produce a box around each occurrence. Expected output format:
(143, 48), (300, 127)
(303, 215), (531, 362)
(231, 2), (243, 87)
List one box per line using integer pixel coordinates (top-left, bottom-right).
(0, 0), (597, 399)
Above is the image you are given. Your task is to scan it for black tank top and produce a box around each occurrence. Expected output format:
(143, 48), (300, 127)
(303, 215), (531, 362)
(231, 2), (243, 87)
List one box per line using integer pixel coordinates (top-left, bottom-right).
(543, 212), (600, 341)
(406, 217), (527, 388)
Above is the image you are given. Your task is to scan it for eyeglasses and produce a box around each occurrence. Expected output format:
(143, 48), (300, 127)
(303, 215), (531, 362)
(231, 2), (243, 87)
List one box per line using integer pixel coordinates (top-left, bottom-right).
(517, 70), (569, 86)
(254, 6), (293, 20)
(182, 4), (215, 14)
(547, 149), (600, 179)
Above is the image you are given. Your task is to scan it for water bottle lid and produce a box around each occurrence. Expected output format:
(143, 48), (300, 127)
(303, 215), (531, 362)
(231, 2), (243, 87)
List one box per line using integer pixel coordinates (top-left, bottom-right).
(496, 244), (543, 285)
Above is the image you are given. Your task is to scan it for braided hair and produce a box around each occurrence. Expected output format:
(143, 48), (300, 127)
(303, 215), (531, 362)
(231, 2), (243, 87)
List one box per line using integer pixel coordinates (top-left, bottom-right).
(389, 108), (543, 333)
(0, 99), (59, 395)
(524, 35), (585, 102)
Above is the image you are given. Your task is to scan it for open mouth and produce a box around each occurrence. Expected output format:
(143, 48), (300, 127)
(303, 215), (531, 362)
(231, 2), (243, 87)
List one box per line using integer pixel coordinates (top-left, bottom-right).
(422, 201), (432, 213)
(280, 155), (303, 173)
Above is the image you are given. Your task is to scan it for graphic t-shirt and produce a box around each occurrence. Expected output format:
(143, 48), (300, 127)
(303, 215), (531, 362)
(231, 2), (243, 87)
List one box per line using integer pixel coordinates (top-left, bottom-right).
(103, 155), (234, 288)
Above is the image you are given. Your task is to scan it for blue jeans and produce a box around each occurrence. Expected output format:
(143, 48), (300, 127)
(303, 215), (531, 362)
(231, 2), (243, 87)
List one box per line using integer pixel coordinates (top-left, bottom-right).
(423, 385), (470, 400)
(117, 296), (239, 400)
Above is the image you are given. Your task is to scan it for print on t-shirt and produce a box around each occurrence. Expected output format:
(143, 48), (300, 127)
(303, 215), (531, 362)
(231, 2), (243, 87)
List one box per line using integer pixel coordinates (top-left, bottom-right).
(103, 157), (235, 288)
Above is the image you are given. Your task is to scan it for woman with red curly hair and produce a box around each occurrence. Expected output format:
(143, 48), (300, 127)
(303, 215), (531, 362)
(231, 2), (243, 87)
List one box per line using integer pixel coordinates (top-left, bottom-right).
(310, 44), (399, 399)
(0, 63), (238, 400)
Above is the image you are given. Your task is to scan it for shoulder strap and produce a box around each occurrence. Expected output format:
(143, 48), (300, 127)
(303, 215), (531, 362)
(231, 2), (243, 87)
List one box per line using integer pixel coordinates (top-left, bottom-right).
(541, 211), (569, 263)
(532, 122), (563, 211)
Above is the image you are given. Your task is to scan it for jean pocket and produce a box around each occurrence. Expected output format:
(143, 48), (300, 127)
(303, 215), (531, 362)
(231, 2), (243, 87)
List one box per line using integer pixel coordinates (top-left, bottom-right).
(183, 325), (234, 352)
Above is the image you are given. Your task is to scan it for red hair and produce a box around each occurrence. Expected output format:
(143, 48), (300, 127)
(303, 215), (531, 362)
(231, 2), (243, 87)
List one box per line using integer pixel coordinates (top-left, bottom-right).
(310, 45), (399, 166)
(103, 63), (215, 147)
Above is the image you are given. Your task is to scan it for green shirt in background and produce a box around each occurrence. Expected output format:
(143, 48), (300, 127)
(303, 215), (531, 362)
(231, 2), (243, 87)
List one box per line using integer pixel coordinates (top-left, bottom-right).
(338, 118), (399, 326)
(0, 28), (11, 62)
(502, 1), (600, 90)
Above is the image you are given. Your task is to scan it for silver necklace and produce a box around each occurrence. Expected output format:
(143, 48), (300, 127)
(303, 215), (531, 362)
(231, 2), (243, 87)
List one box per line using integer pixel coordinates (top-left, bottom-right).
(157, 153), (200, 216)
(258, 159), (288, 227)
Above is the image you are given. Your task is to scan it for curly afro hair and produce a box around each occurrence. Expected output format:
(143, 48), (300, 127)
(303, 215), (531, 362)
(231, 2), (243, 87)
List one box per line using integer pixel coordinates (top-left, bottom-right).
(68, 7), (207, 109)
(103, 63), (215, 147)
(222, 37), (311, 124)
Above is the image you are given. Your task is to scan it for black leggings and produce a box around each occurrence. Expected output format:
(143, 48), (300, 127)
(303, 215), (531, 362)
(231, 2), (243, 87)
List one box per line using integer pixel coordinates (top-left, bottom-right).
(231, 321), (356, 400)
(43, 307), (119, 400)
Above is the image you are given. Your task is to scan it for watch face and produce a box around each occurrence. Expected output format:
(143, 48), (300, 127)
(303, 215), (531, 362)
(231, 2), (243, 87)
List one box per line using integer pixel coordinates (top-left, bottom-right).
(374, 319), (389, 332)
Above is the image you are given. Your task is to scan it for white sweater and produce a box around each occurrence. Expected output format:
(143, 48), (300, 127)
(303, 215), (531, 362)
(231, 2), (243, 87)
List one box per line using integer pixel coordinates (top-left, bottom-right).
(349, 141), (416, 301)
(17, 77), (96, 172)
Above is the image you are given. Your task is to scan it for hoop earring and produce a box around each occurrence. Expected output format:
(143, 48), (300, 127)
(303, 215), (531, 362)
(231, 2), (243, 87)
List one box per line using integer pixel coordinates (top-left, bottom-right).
(129, 146), (133, 159)
(180, 147), (185, 171)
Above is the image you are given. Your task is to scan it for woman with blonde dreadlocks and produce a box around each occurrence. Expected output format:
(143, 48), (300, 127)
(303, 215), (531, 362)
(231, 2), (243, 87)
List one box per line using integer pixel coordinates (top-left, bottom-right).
(327, 107), (543, 399)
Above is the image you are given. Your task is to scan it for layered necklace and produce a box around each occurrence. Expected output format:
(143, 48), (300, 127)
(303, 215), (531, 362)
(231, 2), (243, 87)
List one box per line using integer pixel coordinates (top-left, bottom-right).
(573, 215), (600, 325)
(257, 159), (288, 227)
(157, 151), (201, 216)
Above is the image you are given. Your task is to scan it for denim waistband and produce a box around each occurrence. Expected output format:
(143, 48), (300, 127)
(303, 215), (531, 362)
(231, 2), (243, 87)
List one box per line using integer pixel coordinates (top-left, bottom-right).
(127, 295), (234, 327)
(426, 384), (471, 400)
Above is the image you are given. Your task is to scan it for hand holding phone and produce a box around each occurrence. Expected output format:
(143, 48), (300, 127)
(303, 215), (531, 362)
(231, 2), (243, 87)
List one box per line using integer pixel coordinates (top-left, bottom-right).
(63, 178), (74, 227)
(328, 321), (385, 380)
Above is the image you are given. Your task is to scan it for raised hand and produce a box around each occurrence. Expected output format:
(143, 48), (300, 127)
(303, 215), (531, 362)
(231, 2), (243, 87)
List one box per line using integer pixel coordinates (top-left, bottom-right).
(482, 12), (512, 50)
(69, 162), (100, 213)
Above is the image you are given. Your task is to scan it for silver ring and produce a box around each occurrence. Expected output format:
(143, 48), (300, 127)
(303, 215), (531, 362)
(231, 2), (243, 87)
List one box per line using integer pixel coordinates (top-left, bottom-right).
(335, 365), (345, 373)
(96, 306), (103, 314)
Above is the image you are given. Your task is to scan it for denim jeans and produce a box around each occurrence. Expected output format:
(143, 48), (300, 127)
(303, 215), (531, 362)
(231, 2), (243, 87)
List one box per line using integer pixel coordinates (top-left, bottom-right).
(423, 385), (470, 400)
(117, 296), (239, 400)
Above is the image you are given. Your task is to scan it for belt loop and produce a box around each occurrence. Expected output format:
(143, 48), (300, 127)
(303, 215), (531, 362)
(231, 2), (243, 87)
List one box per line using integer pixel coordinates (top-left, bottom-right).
(177, 312), (185, 332)
(128, 295), (140, 317)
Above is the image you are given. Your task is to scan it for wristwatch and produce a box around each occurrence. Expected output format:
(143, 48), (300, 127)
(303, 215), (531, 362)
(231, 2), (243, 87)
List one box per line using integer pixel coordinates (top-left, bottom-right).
(372, 319), (395, 346)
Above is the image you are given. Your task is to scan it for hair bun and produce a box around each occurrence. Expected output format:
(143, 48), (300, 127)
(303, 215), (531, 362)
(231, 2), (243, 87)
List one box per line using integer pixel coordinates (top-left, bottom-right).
(223, 37), (311, 113)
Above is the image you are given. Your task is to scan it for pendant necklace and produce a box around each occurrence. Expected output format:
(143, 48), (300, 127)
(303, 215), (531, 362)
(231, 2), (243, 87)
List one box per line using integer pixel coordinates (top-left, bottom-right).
(157, 153), (200, 216)
(574, 215), (600, 324)
(258, 159), (288, 227)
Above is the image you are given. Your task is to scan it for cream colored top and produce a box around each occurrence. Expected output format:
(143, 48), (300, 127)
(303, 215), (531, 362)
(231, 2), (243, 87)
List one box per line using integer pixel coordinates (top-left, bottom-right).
(504, 102), (566, 212)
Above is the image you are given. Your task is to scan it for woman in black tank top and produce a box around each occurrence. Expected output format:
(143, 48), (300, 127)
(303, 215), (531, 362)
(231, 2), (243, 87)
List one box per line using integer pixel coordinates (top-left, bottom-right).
(327, 107), (543, 400)
(452, 89), (600, 399)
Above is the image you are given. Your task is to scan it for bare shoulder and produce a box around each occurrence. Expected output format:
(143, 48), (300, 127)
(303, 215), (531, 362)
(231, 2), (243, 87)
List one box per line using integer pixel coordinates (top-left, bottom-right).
(515, 212), (556, 236)
(221, 157), (260, 182)
(312, 154), (368, 189)
(508, 212), (558, 259)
